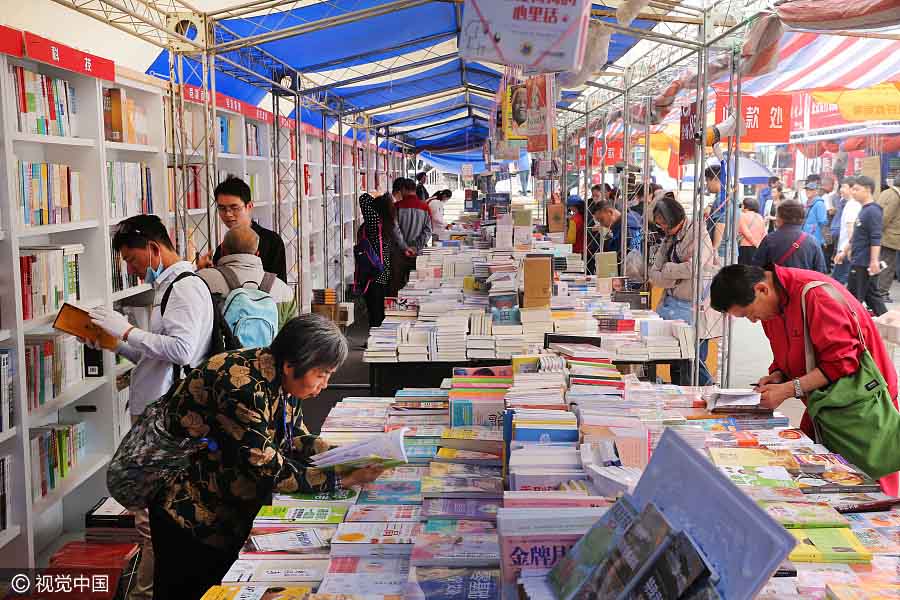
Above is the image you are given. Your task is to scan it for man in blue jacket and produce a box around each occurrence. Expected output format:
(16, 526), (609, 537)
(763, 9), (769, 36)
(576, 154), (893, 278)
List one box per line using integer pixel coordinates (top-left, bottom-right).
(802, 179), (828, 252)
(753, 201), (827, 273)
(591, 199), (643, 260)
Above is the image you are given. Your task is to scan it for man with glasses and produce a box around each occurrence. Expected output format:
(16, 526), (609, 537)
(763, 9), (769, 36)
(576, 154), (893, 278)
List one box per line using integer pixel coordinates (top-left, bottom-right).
(198, 176), (287, 283)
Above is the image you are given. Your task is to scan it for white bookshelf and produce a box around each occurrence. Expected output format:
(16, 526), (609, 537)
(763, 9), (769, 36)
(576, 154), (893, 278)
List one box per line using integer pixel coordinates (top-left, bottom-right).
(0, 47), (172, 567)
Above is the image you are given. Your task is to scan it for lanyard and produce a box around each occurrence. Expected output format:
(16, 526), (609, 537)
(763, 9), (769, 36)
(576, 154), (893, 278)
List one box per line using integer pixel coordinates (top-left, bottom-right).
(282, 394), (293, 451)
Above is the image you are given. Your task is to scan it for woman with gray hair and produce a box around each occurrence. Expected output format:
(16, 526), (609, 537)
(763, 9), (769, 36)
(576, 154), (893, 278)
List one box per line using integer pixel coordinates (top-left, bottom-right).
(147, 313), (383, 599)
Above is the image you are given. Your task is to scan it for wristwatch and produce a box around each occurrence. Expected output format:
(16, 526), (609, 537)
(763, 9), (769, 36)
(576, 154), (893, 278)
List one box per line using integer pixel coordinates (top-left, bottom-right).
(793, 378), (803, 398)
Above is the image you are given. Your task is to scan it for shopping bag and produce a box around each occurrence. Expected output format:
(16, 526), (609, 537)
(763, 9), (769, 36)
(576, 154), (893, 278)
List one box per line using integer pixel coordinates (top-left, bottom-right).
(107, 390), (211, 510)
(801, 281), (900, 479)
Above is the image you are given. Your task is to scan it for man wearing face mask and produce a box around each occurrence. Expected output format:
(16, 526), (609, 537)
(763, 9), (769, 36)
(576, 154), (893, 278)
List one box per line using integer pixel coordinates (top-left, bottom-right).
(88, 214), (214, 600)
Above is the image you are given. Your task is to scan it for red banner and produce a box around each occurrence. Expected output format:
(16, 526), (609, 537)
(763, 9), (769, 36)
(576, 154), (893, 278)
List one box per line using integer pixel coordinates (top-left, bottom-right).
(0, 25), (23, 58)
(592, 138), (624, 165)
(679, 102), (697, 162)
(278, 115), (296, 130)
(24, 32), (114, 81)
(243, 103), (273, 125)
(715, 94), (792, 143)
(181, 83), (208, 105)
(216, 91), (244, 114)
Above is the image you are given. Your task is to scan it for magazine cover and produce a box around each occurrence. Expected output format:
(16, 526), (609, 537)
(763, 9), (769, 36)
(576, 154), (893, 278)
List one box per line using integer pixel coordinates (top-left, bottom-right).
(358, 480), (423, 505)
(421, 498), (501, 521)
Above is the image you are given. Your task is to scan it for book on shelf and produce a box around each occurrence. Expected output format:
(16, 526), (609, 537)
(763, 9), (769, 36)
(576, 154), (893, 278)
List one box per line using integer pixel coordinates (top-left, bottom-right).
(20, 244), (84, 321)
(111, 241), (140, 293)
(103, 88), (148, 144)
(8, 64), (80, 137)
(85, 496), (139, 544)
(107, 161), (153, 220)
(0, 351), (14, 435)
(29, 422), (88, 501)
(23, 334), (85, 410)
(16, 162), (83, 227)
(0, 455), (11, 534)
(245, 121), (262, 156)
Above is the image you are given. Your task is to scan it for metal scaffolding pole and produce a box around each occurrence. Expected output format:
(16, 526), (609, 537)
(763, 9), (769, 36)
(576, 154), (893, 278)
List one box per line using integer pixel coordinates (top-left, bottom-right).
(691, 17), (710, 387)
(643, 96), (652, 277)
(338, 111), (346, 303)
(725, 50), (744, 387)
(621, 73), (631, 270)
(322, 113), (330, 291)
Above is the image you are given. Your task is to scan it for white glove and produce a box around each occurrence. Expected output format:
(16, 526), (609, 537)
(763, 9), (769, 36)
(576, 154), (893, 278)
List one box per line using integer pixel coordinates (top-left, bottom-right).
(77, 336), (101, 351)
(89, 307), (134, 340)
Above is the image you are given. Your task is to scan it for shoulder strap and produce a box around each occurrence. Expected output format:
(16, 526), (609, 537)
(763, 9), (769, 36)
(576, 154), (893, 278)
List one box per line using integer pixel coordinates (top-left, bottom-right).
(216, 266), (243, 291)
(800, 280), (867, 374)
(260, 272), (276, 293)
(378, 222), (384, 261)
(161, 271), (197, 316)
(776, 232), (808, 266)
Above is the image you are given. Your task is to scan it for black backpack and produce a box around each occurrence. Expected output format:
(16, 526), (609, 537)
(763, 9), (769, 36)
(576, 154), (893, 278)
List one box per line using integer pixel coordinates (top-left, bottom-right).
(160, 271), (241, 380)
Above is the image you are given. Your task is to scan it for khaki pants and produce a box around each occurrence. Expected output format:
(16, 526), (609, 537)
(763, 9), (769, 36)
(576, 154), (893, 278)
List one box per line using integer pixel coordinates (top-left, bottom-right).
(128, 415), (154, 600)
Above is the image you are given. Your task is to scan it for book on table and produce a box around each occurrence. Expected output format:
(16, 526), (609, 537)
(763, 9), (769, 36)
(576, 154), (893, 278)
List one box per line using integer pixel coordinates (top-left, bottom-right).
(310, 428), (409, 470)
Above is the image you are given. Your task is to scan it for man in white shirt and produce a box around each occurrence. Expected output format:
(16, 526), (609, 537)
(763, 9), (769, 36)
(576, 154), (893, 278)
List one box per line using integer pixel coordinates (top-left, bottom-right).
(198, 224), (298, 328)
(88, 214), (214, 600)
(833, 176), (862, 285)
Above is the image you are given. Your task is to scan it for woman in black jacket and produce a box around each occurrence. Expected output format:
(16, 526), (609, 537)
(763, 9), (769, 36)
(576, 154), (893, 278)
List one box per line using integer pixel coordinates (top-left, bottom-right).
(358, 193), (398, 327)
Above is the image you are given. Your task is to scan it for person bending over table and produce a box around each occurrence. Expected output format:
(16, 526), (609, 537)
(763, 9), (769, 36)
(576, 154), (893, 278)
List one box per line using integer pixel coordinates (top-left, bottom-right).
(148, 314), (384, 599)
(709, 264), (899, 495)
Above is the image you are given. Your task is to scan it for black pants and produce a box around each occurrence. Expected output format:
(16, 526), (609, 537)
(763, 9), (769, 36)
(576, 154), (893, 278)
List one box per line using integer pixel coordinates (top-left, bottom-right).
(149, 503), (241, 600)
(738, 246), (757, 266)
(364, 281), (387, 327)
(390, 250), (415, 296)
(849, 266), (888, 317)
(877, 246), (898, 300)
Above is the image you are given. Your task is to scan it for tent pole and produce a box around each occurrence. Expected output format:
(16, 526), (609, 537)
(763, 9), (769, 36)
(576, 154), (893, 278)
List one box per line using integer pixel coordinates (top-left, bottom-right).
(725, 49), (744, 388)
(690, 14), (710, 387)
(322, 113), (330, 292)
(583, 105), (591, 271)
(621, 69), (631, 272)
(338, 109), (346, 303)
(643, 96), (651, 280)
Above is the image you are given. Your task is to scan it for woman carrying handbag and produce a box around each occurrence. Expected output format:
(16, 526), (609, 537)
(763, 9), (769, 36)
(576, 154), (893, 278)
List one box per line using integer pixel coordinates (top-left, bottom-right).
(356, 192), (398, 328)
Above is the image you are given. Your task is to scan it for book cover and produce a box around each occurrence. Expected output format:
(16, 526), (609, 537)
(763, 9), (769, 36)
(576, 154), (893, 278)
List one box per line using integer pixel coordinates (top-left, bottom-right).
(200, 584), (315, 600)
(421, 476), (503, 498)
(758, 501), (849, 529)
(738, 486), (807, 503)
(410, 533), (501, 567)
(404, 567), (501, 600)
(272, 487), (359, 506)
(628, 531), (710, 600)
(718, 466), (799, 488)
(255, 505), (347, 525)
(241, 525), (334, 558)
(344, 504), (421, 522)
(848, 527), (900, 555)
(434, 448), (501, 465)
(825, 583), (900, 599)
(428, 463), (502, 478)
(327, 556), (410, 575)
(421, 499), (501, 522)
(332, 522), (418, 545)
(221, 559), (328, 583)
(708, 448), (799, 469)
(789, 528), (872, 564)
(422, 520), (496, 535)
(358, 480), (423, 505)
(792, 467), (882, 495)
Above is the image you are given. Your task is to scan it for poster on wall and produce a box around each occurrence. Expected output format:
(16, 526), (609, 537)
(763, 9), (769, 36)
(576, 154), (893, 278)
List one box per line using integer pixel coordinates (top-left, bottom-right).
(504, 84), (528, 140)
(715, 94), (792, 143)
(526, 74), (557, 153)
(459, 0), (593, 73)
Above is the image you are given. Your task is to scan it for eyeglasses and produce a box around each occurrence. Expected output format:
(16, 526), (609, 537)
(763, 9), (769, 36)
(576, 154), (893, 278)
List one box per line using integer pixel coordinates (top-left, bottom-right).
(217, 204), (246, 215)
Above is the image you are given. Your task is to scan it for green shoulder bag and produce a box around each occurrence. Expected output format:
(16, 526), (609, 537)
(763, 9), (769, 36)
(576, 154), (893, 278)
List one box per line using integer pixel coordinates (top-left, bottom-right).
(801, 281), (900, 480)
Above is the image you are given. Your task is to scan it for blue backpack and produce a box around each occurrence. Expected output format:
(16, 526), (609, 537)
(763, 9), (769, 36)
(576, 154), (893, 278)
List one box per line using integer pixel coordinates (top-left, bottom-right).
(353, 222), (385, 295)
(217, 266), (279, 348)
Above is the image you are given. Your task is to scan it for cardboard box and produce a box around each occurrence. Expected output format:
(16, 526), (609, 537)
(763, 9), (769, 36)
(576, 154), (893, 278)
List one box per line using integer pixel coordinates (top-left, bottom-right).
(523, 255), (552, 308)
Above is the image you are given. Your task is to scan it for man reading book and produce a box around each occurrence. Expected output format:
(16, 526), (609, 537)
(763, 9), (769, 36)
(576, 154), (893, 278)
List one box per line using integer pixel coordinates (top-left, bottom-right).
(88, 214), (215, 600)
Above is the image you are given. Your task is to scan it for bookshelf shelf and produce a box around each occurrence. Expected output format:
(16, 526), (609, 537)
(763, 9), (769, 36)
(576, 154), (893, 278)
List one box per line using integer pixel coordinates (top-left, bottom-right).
(0, 526), (21, 551)
(0, 330), (9, 343)
(17, 220), (100, 238)
(27, 376), (108, 426)
(105, 141), (160, 154)
(111, 284), (152, 302)
(12, 134), (96, 147)
(32, 454), (112, 516)
(0, 427), (17, 445)
(22, 297), (104, 333)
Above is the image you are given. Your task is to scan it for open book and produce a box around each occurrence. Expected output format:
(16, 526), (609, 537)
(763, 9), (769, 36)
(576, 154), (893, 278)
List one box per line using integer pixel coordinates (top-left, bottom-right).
(310, 427), (409, 470)
(53, 303), (119, 350)
(705, 388), (769, 413)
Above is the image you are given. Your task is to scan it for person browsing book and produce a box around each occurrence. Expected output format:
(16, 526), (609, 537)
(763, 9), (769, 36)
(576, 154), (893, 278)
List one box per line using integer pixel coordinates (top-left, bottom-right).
(149, 315), (384, 600)
(710, 264), (899, 496)
(197, 176), (288, 283)
(87, 214), (215, 600)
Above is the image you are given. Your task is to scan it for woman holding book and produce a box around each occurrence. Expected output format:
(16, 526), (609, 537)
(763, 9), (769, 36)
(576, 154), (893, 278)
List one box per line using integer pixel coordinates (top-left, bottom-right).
(649, 193), (722, 386)
(146, 314), (383, 599)
(709, 264), (900, 495)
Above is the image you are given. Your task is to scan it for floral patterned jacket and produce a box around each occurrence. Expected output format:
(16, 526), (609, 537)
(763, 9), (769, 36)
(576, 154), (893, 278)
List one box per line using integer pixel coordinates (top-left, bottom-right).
(160, 347), (335, 550)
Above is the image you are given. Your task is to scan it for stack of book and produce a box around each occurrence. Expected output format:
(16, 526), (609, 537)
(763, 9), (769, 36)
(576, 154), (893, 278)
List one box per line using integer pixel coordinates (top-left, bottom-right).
(466, 336), (496, 359)
(111, 239), (140, 293)
(318, 556), (411, 597)
(434, 313), (469, 361)
(49, 542), (140, 599)
(313, 288), (337, 304)
(364, 322), (401, 363)
(24, 334), (85, 408)
(520, 307), (553, 346)
(552, 312), (597, 334)
(449, 366), (511, 429)
(85, 497), (140, 544)
(16, 163), (84, 228)
(507, 442), (584, 492)
(319, 399), (389, 444)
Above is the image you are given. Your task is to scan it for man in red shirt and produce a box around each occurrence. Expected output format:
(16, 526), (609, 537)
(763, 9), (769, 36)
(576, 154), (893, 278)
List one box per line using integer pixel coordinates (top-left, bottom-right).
(710, 264), (899, 494)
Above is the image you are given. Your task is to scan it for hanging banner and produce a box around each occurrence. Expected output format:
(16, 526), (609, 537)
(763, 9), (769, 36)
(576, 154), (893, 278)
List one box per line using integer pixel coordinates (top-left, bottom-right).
(679, 102), (698, 163)
(525, 74), (557, 152)
(459, 0), (593, 73)
(243, 104), (274, 125)
(0, 25), (23, 58)
(593, 139), (624, 164)
(504, 84), (528, 141)
(715, 94), (792, 143)
(23, 32), (114, 81)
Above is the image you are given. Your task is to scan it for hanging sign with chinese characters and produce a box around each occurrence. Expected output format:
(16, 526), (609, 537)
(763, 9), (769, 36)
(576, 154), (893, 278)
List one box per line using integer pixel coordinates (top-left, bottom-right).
(23, 32), (114, 81)
(715, 94), (792, 144)
(459, 0), (593, 73)
(679, 102), (698, 163)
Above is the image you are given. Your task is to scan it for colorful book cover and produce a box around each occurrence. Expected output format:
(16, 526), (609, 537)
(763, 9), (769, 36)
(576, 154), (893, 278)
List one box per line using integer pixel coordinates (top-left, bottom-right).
(421, 476), (504, 498)
(628, 531), (710, 599)
(758, 501), (849, 529)
(547, 496), (639, 600)
(792, 467), (882, 495)
(255, 505), (347, 525)
(740, 486), (807, 503)
(793, 453), (857, 473)
(410, 533), (501, 567)
(327, 556), (411, 575)
(377, 466), (429, 481)
(844, 512), (900, 529)
(241, 526), (334, 558)
(848, 528), (900, 555)
(789, 528), (873, 564)
(404, 567), (501, 600)
(718, 466), (799, 488)
(273, 487), (359, 506)
(434, 448), (501, 464)
(421, 499), (501, 522)
(708, 447), (799, 469)
(358, 480), (423, 505)
(345, 504), (422, 523)
(333, 522), (418, 545)
(422, 520), (496, 535)
(429, 463), (502, 478)
(825, 583), (900, 599)
(200, 584), (315, 600)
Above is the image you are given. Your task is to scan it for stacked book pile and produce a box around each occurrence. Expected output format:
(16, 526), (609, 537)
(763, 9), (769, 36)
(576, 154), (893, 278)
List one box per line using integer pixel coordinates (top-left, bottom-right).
(384, 297), (419, 321)
(563, 254), (585, 273)
(468, 311), (492, 336)
(551, 310), (597, 334)
(507, 436), (583, 491)
(397, 321), (433, 362)
(312, 288), (337, 304)
(449, 366), (511, 429)
(434, 312), (469, 362)
(49, 541), (140, 600)
(520, 307), (553, 346)
(494, 333), (529, 359)
(364, 321), (401, 363)
(466, 335), (496, 359)
(319, 397), (389, 444)
(85, 497), (140, 545)
(505, 356), (567, 411)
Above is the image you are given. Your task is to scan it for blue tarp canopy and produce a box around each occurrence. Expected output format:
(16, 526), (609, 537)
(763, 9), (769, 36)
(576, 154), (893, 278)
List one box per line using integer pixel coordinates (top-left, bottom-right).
(147, 1), (654, 162)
